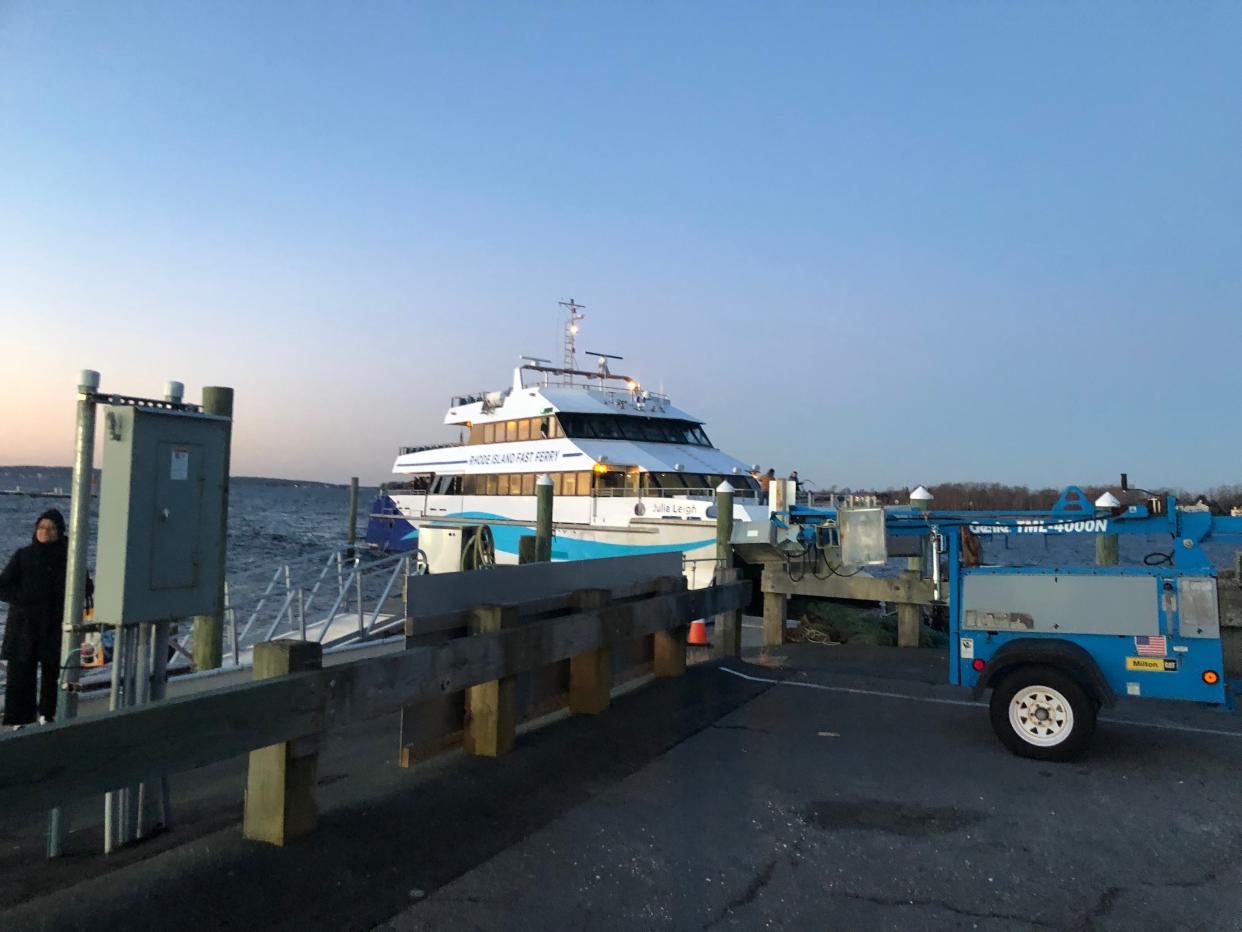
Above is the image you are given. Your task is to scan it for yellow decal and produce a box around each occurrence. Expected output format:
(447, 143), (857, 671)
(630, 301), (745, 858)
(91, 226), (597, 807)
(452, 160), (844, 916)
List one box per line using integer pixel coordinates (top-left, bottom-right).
(1126, 657), (1177, 672)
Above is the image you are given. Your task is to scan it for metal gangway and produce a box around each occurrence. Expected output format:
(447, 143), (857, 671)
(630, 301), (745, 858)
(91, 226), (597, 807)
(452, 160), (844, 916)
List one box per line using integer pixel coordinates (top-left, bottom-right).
(194, 545), (428, 670)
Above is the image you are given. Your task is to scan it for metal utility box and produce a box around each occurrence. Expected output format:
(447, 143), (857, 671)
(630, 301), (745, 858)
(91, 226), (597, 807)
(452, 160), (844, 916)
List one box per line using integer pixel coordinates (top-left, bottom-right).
(418, 525), (467, 574)
(838, 508), (888, 565)
(94, 405), (230, 625)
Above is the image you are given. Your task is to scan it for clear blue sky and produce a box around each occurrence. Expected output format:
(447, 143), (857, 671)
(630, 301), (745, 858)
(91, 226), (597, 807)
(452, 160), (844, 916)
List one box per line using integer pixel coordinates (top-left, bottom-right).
(2, 2), (1238, 490)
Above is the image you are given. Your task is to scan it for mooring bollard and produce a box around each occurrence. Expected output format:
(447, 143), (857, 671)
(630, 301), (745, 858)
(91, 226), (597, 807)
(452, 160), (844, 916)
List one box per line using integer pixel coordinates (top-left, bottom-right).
(568, 589), (611, 714)
(464, 604), (519, 757)
(192, 386), (234, 672)
(243, 640), (322, 846)
(898, 486), (933, 648)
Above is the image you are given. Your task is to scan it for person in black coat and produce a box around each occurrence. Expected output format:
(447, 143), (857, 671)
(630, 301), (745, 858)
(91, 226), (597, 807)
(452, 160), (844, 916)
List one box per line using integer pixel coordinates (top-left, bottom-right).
(0, 509), (91, 726)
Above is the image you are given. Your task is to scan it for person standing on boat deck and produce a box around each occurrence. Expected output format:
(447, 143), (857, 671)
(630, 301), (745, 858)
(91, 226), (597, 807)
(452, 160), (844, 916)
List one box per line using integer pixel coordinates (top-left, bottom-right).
(0, 509), (91, 727)
(789, 470), (801, 497)
(759, 468), (775, 504)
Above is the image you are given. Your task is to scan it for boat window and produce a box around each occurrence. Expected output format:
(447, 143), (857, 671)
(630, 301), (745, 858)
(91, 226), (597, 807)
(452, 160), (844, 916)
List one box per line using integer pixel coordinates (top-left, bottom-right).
(483, 474), (498, 495)
(518, 419), (531, 441)
(554, 414), (712, 447)
(592, 418), (623, 440)
(521, 474), (535, 495)
(638, 420), (665, 442)
(617, 418), (646, 441)
(594, 470), (627, 491)
(551, 473), (563, 495)
(481, 423), (493, 444)
(505, 421), (517, 442)
(431, 475), (462, 495)
(562, 471), (577, 496)
(496, 473), (510, 495)
(538, 417), (551, 440)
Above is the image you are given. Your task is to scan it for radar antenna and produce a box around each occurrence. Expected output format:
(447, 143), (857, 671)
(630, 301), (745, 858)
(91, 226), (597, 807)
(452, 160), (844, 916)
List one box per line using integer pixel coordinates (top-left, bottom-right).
(584, 350), (623, 381)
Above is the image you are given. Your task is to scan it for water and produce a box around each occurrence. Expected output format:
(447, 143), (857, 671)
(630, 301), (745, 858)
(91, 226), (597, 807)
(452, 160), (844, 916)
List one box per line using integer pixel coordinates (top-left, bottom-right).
(0, 466), (372, 631)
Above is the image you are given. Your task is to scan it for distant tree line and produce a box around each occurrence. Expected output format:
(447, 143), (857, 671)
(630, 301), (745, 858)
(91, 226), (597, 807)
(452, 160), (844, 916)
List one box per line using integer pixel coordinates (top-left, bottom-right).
(868, 482), (1242, 515)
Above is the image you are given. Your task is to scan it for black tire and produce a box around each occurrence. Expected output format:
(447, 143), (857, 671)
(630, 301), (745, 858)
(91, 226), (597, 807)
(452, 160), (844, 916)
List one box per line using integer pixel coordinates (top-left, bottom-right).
(989, 665), (1097, 762)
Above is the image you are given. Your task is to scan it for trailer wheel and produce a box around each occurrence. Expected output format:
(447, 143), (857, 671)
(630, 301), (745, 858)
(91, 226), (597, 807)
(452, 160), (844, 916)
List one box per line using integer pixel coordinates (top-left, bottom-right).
(989, 666), (1096, 762)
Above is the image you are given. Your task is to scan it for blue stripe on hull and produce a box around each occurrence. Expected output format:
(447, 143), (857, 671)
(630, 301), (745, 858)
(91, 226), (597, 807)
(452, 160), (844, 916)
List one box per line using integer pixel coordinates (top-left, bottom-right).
(448, 512), (713, 560)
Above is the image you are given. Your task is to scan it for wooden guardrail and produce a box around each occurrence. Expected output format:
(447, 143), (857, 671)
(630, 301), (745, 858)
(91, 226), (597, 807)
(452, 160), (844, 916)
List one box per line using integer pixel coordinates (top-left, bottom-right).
(0, 559), (750, 842)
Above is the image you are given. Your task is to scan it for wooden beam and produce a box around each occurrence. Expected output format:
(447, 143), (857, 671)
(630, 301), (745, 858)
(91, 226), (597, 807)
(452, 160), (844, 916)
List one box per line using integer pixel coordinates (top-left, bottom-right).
(463, 605), (519, 757)
(0, 581), (749, 816)
(762, 568), (937, 605)
(568, 590), (612, 714)
(243, 641), (323, 846)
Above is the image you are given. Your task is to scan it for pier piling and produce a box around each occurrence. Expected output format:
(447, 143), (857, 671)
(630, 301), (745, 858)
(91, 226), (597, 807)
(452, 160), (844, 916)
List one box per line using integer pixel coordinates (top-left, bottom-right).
(192, 386), (234, 671)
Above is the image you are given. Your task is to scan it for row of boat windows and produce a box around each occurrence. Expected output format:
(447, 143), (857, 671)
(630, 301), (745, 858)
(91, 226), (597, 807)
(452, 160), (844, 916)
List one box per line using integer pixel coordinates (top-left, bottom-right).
(468, 415), (712, 448)
(396, 471), (762, 496)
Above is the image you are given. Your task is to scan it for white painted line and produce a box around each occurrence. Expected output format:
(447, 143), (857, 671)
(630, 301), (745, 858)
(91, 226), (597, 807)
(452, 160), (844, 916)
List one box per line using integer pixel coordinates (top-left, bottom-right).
(1098, 717), (1242, 740)
(719, 667), (1242, 740)
(719, 666), (980, 708)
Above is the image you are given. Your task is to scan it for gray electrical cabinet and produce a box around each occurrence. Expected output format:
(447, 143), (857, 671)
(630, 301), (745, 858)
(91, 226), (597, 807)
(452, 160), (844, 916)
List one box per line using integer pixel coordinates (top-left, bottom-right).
(94, 405), (230, 625)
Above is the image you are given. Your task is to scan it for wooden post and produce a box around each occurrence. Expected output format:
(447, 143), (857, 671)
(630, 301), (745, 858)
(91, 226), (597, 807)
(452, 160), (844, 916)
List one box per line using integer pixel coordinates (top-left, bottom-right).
(464, 604), (518, 757)
(568, 589), (611, 714)
(243, 640), (322, 846)
(1094, 492), (1120, 567)
(898, 486), (933, 648)
(714, 568), (742, 658)
(517, 535), (537, 565)
(713, 482), (741, 658)
(652, 576), (687, 677)
(763, 589), (787, 647)
(192, 386), (233, 671)
(535, 475), (553, 562)
(347, 476), (359, 548)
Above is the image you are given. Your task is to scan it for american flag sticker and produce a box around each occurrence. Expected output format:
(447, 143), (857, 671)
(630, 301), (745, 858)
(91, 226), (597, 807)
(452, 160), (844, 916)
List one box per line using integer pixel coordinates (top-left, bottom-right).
(1134, 635), (1168, 656)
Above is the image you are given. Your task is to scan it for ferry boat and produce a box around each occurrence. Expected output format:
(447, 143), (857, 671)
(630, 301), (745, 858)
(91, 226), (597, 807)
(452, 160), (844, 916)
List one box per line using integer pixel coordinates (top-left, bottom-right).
(365, 305), (769, 586)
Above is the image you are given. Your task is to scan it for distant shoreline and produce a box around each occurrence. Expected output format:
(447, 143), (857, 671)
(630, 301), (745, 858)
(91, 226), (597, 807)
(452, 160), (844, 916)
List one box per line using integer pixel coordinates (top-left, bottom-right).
(0, 465), (364, 490)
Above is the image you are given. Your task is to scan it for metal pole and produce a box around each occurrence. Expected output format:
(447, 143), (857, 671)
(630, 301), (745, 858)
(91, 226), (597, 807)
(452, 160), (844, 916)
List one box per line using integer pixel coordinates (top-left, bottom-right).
(104, 622), (125, 854)
(356, 555), (365, 634)
(149, 619), (172, 829)
(48, 369), (100, 859)
(298, 587), (306, 639)
(535, 474), (553, 562)
(225, 580), (239, 666)
(191, 386), (233, 671)
(347, 477), (359, 551)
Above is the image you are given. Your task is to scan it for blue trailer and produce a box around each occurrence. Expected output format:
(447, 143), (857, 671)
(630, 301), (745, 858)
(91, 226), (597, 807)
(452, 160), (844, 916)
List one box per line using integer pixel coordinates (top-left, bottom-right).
(787, 487), (1242, 761)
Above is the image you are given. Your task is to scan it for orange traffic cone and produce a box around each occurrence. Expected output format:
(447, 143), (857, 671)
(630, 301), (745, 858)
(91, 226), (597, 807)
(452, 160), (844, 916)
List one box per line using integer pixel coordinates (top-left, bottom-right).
(687, 618), (710, 646)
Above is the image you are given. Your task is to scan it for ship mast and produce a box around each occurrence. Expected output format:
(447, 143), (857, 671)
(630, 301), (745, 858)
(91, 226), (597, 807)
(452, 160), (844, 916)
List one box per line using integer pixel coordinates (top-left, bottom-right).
(558, 298), (586, 384)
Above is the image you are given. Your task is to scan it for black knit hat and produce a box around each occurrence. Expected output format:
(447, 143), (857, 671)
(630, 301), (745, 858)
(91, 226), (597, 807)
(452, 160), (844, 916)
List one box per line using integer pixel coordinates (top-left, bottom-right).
(33, 508), (67, 541)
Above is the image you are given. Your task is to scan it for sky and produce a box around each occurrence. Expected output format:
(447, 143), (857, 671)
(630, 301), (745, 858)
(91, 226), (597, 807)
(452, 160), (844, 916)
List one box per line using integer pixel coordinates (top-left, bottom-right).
(1, 2), (1239, 490)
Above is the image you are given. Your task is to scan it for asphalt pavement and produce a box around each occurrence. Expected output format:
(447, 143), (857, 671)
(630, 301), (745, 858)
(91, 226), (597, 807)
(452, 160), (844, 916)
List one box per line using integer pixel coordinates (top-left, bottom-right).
(3, 641), (1240, 931)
